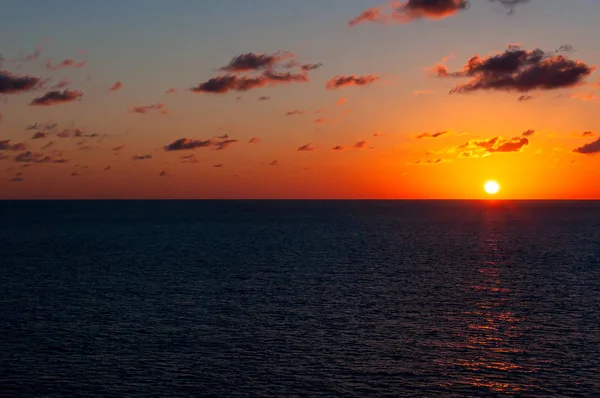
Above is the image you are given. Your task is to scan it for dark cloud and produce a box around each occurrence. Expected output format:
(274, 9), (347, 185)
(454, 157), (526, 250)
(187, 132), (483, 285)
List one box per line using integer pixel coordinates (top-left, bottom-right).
(414, 159), (445, 164)
(191, 70), (309, 94)
(573, 138), (600, 155)
(522, 129), (535, 137)
(249, 137), (261, 144)
(130, 103), (167, 114)
(518, 94), (533, 101)
(132, 154), (152, 160)
(0, 140), (27, 151)
(0, 71), (41, 94)
(326, 75), (379, 89)
(30, 90), (83, 106)
(395, 0), (468, 21)
(416, 131), (448, 139)
(258, 96), (270, 101)
(46, 58), (86, 70)
(219, 52), (291, 72)
(459, 136), (529, 154)
(269, 160), (278, 166)
(10, 177), (23, 182)
(14, 151), (68, 163)
(332, 146), (344, 151)
(164, 138), (213, 151)
(285, 110), (306, 116)
(297, 143), (315, 152)
(109, 81), (122, 91)
(213, 163), (224, 168)
(31, 131), (49, 139)
(159, 170), (167, 177)
(582, 131), (594, 137)
(434, 46), (595, 94)
(214, 138), (239, 151)
(104, 165), (111, 170)
(353, 141), (367, 149)
(301, 63), (323, 71)
(181, 154), (199, 163)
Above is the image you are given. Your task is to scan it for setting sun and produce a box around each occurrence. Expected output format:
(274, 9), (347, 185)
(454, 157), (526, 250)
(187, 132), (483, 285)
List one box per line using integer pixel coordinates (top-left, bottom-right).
(484, 180), (500, 195)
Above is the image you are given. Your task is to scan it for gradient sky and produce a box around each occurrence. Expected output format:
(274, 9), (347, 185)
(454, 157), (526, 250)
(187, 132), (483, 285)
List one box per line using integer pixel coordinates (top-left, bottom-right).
(1, 0), (599, 199)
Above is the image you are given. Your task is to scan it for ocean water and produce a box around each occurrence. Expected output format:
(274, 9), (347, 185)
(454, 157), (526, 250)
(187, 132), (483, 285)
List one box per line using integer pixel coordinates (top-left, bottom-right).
(1, 200), (599, 397)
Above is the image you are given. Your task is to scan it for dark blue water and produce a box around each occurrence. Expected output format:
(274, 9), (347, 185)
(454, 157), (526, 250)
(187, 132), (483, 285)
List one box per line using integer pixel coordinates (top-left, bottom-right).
(1, 200), (599, 397)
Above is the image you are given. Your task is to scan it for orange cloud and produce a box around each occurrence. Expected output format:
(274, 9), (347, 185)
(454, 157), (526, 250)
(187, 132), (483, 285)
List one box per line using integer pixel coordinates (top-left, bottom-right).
(109, 81), (122, 91)
(297, 143), (314, 152)
(46, 58), (86, 70)
(130, 103), (167, 115)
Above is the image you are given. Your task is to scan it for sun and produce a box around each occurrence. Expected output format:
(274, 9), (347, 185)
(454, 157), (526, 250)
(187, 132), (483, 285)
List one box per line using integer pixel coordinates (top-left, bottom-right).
(484, 180), (500, 195)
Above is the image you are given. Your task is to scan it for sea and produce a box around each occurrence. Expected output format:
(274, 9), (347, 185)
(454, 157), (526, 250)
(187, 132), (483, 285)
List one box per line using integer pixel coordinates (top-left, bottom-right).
(1, 200), (599, 397)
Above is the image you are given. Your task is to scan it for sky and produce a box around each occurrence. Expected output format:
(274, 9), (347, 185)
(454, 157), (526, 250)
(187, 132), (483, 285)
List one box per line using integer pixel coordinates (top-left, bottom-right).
(1, 0), (600, 199)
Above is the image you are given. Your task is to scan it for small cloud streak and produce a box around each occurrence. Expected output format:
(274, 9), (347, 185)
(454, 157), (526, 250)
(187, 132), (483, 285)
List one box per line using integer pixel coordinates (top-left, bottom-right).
(109, 81), (122, 91)
(285, 110), (306, 116)
(30, 90), (83, 106)
(522, 129), (535, 137)
(326, 75), (379, 89)
(130, 103), (167, 115)
(332, 145), (344, 151)
(297, 143), (315, 152)
(132, 154), (152, 160)
(249, 137), (261, 144)
(353, 141), (367, 149)
(46, 58), (86, 70)
(416, 131), (448, 139)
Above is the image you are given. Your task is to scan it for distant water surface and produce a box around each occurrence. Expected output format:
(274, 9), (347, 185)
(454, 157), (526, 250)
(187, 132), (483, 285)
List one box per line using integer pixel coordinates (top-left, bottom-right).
(1, 200), (599, 397)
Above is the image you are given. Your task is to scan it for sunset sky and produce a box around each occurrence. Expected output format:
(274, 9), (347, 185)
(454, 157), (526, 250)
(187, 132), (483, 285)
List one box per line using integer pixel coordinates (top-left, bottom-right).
(1, 0), (600, 199)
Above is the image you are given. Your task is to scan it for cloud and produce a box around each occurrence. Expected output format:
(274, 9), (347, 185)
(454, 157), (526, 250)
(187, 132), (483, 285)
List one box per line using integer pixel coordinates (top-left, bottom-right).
(249, 137), (261, 144)
(349, 7), (382, 27)
(568, 92), (598, 102)
(297, 143), (315, 152)
(332, 146), (344, 151)
(0, 71), (41, 94)
(326, 75), (379, 89)
(41, 141), (55, 149)
(191, 71), (308, 94)
(10, 177), (23, 182)
(269, 160), (278, 166)
(285, 110), (306, 116)
(573, 138), (600, 155)
(459, 135), (529, 154)
(132, 154), (152, 160)
(112, 145), (125, 151)
(258, 96), (270, 101)
(301, 63), (323, 71)
(130, 103), (167, 114)
(434, 45), (595, 94)
(31, 131), (49, 139)
(522, 129), (535, 137)
(394, 0), (468, 22)
(46, 58), (86, 70)
(0, 140), (27, 151)
(414, 158), (448, 165)
(164, 138), (213, 151)
(165, 88), (177, 94)
(518, 94), (533, 101)
(104, 165), (111, 170)
(218, 52), (292, 72)
(353, 141), (367, 149)
(213, 163), (224, 168)
(582, 131), (594, 137)
(30, 90), (83, 106)
(314, 118), (326, 124)
(14, 151), (68, 163)
(181, 154), (199, 163)
(109, 81), (122, 91)
(416, 131), (448, 139)
(159, 170), (167, 177)
(337, 97), (348, 106)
